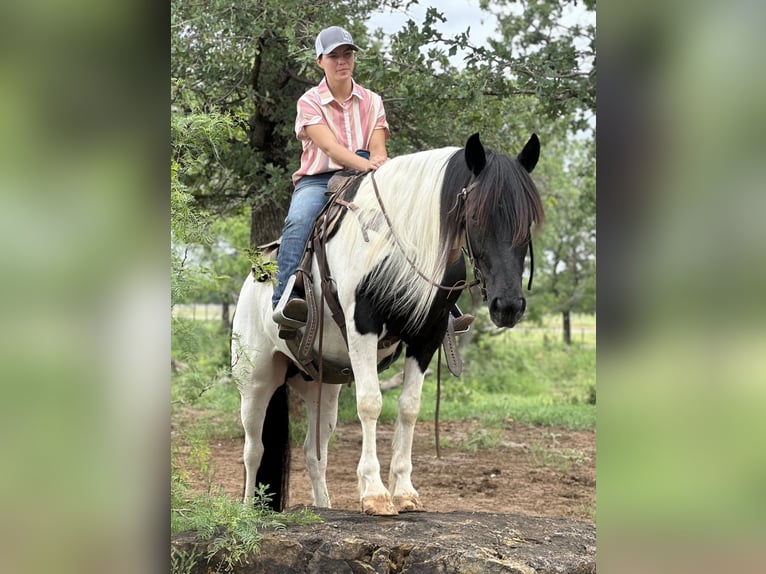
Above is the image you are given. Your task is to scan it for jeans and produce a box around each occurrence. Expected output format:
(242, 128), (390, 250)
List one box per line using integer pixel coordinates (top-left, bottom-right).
(272, 172), (337, 307)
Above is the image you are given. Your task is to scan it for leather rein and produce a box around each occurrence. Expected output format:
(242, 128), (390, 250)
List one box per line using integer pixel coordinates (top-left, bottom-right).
(369, 171), (535, 299)
(302, 169), (534, 461)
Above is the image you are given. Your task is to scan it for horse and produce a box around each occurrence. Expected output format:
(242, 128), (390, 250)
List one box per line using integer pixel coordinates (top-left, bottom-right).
(231, 133), (544, 516)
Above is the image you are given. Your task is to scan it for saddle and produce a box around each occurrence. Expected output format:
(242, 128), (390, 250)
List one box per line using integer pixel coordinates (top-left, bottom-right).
(255, 170), (463, 384)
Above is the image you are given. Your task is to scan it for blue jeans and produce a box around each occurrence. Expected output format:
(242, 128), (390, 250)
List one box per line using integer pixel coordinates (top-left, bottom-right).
(272, 172), (337, 307)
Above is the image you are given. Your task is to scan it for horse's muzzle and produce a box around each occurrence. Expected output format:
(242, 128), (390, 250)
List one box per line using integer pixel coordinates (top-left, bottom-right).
(489, 296), (526, 327)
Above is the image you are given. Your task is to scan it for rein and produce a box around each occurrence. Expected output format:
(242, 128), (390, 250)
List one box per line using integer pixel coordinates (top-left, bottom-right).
(369, 170), (535, 299)
(369, 171), (480, 295)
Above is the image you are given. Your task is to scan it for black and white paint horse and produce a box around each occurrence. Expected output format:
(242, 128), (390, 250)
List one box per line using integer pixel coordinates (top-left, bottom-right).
(231, 133), (544, 515)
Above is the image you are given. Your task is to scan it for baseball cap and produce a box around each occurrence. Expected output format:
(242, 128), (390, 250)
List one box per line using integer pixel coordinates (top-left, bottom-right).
(315, 26), (360, 58)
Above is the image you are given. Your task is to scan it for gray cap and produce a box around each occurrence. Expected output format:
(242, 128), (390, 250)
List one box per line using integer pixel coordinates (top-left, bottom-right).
(315, 26), (360, 58)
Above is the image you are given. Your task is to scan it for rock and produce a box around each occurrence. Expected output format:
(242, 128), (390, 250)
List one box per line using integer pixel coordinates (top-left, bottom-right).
(170, 508), (595, 573)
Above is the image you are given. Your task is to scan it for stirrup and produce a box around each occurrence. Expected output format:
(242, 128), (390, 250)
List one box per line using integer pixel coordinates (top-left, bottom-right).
(272, 275), (306, 329)
(451, 314), (474, 334)
(450, 304), (474, 334)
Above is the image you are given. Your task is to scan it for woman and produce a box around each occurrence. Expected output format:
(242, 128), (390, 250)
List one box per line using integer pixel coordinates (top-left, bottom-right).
(272, 25), (389, 328)
(272, 26), (473, 334)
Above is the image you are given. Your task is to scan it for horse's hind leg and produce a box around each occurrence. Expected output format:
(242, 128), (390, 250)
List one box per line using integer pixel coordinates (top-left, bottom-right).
(389, 355), (426, 512)
(288, 377), (341, 508)
(236, 352), (288, 503)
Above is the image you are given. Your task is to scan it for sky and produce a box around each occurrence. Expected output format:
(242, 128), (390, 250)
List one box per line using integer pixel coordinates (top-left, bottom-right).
(367, 0), (594, 67)
(367, 0), (499, 64)
(366, 0), (595, 133)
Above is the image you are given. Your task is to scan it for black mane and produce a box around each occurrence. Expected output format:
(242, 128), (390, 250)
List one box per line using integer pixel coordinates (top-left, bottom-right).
(439, 146), (545, 256)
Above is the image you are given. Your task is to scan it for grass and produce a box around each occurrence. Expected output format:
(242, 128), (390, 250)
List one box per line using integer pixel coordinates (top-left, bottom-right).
(171, 481), (321, 573)
(170, 312), (595, 565)
(335, 312), (596, 430)
(530, 431), (592, 473)
(172, 313), (596, 436)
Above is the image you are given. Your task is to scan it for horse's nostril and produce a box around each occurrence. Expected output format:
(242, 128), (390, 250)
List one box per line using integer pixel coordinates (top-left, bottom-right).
(490, 298), (500, 314)
(490, 297), (527, 322)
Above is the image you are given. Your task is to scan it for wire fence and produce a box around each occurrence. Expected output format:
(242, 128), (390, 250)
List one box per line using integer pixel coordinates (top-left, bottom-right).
(172, 303), (234, 322)
(173, 303), (595, 343)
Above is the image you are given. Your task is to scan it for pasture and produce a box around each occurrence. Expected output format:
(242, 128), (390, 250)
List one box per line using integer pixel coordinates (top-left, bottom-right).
(171, 310), (595, 538)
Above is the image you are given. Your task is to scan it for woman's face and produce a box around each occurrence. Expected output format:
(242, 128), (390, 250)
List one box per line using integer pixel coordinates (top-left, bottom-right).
(318, 46), (355, 82)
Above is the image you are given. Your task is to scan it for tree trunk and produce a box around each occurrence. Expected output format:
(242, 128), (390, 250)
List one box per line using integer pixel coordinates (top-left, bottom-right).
(221, 300), (231, 333)
(562, 309), (572, 346)
(248, 37), (293, 246)
(250, 201), (289, 246)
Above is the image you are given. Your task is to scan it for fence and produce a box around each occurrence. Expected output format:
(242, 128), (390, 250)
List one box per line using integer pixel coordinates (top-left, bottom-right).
(172, 304), (234, 322)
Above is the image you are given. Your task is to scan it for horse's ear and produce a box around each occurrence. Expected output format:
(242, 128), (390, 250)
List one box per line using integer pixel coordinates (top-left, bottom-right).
(465, 133), (486, 176)
(518, 133), (540, 173)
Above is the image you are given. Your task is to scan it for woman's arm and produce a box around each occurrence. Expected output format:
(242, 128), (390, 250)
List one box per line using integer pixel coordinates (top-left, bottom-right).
(304, 124), (374, 171)
(368, 128), (389, 168)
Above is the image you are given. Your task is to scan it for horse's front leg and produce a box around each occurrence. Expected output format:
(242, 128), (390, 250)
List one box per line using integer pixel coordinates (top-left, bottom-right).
(389, 354), (427, 512)
(347, 326), (398, 516)
(287, 376), (341, 508)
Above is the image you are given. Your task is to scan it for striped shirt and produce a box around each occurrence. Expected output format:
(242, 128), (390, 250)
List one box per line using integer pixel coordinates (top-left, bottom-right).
(292, 77), (390, 184)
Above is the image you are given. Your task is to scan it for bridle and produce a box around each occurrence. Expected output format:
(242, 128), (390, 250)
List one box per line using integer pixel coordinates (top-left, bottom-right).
(369, 171), (479, 296)
(369, 171), (535, 301)
(453, 183), (488, 300)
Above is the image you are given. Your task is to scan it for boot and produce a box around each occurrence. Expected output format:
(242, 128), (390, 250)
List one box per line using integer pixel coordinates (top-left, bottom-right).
(272, 297), (308, 329)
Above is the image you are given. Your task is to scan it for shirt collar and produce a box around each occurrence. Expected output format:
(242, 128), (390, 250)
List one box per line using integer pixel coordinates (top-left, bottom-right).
(317, 77), (363, 105)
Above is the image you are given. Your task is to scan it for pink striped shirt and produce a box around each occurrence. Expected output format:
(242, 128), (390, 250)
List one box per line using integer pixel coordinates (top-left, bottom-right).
(292, 77), (390, 184)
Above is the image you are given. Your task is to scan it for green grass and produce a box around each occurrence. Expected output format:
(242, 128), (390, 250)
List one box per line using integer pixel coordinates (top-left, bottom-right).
(172, 314), (596, 436)
(335, 315), (596, 430)
(171, 481), (321, 573)
(170, 313), (595, 562)
(172, 317), (243, 440)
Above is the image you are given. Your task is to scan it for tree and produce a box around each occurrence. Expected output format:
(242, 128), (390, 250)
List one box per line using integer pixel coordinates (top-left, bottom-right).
(171, 110), (239, 308)
(529, 133), (596, 344)
(171, 0), (595, 229)
(195, 212), (253, 332)
(475, 0), (596, 133)
(170, 0), (596, 334)
(172, 0), (392, 244)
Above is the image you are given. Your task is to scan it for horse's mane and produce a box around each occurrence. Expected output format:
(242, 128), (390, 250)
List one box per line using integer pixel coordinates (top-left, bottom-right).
(440, 148), (545, 259)
(336, 144), (544, 330)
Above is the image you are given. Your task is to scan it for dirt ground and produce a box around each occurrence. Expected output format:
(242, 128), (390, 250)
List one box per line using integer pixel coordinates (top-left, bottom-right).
(180, 417), (595, 523)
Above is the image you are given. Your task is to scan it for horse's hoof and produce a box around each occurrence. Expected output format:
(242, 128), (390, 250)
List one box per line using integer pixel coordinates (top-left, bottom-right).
(361, 495), (398, 516)
(393, 494), (425, 513)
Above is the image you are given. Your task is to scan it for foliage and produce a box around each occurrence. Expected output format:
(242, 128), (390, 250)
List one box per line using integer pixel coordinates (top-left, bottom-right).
(171, 482), (321, 573)
(530, 432), (591, 473)
(477, 0), (596, 133)
(171, 0), (384, 225)
(171, 318), (232, 406)
(170, 0), (596, 283)
(463, 428), (504, 452)
(245, 245), (278, 283)
(172, 335), (320, 573)
(334, 313), (595, 430)
(171, 109), (235, 306)
(529, 133), (596, 339)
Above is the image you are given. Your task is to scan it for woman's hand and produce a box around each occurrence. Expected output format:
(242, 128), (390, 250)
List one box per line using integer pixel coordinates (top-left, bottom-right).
(369, 155), (388, 169)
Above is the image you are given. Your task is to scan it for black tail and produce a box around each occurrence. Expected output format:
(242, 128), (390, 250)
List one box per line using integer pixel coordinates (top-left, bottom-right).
(254, 383), (290, 512)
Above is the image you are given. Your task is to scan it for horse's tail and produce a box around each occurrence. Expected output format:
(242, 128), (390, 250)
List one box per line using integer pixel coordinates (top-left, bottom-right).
(255, 383), (290, 512)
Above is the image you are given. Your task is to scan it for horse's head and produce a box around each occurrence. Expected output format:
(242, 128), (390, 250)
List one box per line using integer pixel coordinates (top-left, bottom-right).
(461, 133), (545, 328)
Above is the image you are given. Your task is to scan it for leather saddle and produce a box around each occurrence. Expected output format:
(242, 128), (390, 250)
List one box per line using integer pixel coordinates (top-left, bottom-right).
(254, 171), (463, 383)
